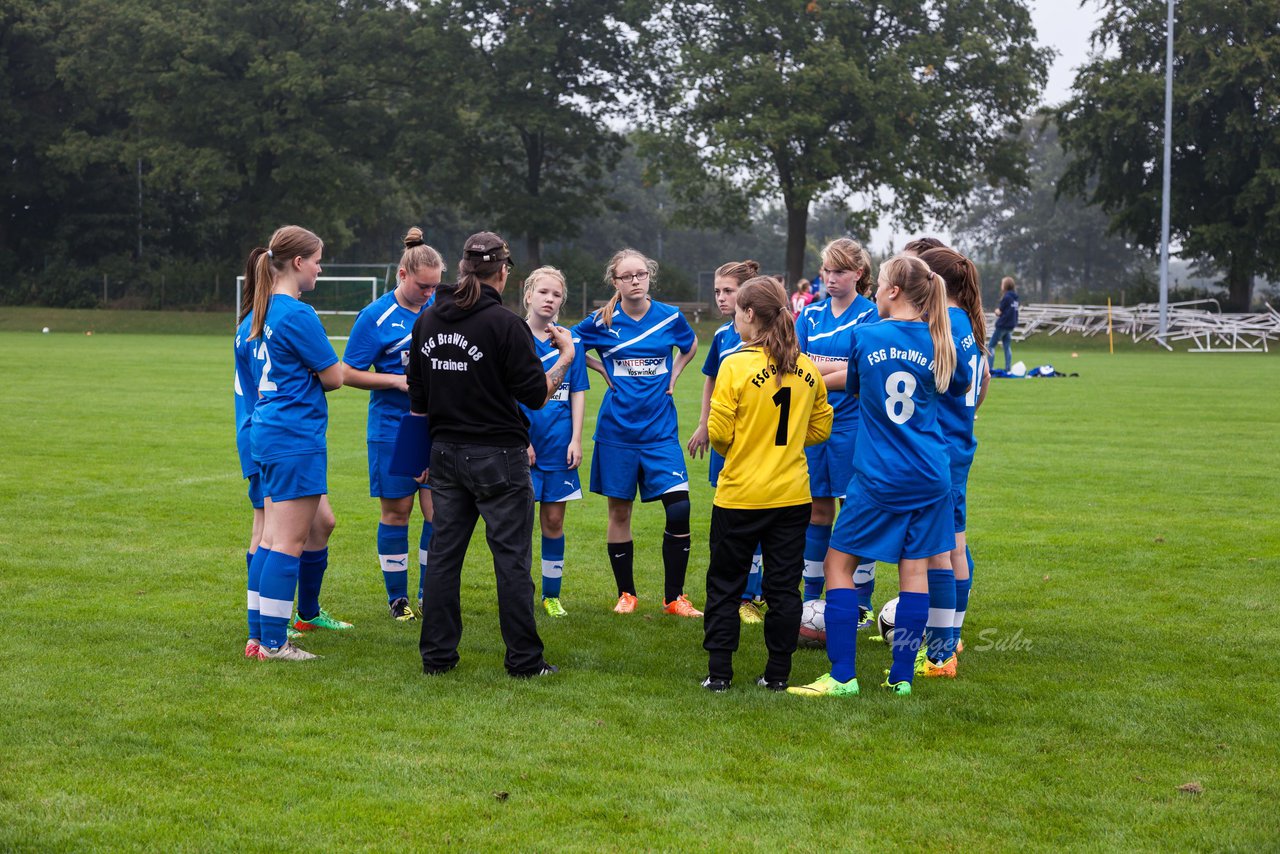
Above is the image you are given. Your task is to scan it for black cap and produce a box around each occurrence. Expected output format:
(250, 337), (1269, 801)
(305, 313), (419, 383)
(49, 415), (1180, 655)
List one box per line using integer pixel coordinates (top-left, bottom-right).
(463, 231), (513, 267)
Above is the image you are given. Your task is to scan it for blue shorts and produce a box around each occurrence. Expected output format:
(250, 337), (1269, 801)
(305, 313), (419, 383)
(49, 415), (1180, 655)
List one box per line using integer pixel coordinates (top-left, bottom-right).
(246, 472), (264, 510)
(531, 467), (583, 503)
(708, 448), (725, 487)
(831, 480), (955, 563)
(258, 452), (327, 503)
(368, 441), (429, 499)
(590, 441), (689, 502)
(806, 430), (855, 499)
(950, 464), (971, 533)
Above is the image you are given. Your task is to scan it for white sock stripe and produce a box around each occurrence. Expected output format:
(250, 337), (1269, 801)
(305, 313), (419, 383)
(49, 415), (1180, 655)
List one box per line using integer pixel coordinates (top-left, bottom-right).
(803, 559), (824, 579)
(379, 553), (410, 574)
(247, 591), (260, 609)
(259, 596), (293, 619)
(541, 560), (564, 579)
(954, 610), (967, 629)
(419, 549), (429, 567)
(927, 607), (956, 627)
(852, 562), (876, 585)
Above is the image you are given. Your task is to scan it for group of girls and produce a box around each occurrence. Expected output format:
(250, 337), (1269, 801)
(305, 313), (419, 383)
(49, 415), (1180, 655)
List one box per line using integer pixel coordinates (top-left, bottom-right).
(233, 223), (990, 694)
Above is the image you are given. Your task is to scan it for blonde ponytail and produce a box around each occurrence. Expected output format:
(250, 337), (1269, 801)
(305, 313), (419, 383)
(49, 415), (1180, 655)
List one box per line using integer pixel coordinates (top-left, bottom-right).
(925, 271), (956, 392)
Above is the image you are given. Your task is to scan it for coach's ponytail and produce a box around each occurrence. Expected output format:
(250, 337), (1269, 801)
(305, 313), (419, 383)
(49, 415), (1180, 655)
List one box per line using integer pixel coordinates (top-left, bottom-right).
(920, 247), (987, 356)
(737, 276), (797, 385)
(597, 249), (657, 329)
(247, 225), (323, 339)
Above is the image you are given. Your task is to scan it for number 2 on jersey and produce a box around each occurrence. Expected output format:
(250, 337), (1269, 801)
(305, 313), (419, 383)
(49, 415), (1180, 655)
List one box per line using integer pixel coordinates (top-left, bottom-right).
(771, 387), (791, 445)
(884, 371), (916, 424)
(256, 342), (278, 392)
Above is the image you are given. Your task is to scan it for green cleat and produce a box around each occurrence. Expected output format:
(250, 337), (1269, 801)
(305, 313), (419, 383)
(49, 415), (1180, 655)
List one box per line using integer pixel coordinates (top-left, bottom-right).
(881, 679), (912, 696)
(542, 597), (567, 618)
(786, 673), (860, 697)
(293, 608), (354, 632)
(856, 605), (874, 631)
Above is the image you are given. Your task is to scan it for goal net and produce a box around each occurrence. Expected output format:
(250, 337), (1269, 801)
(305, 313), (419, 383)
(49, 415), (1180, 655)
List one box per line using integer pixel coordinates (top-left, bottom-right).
(234, 276), (381, 340)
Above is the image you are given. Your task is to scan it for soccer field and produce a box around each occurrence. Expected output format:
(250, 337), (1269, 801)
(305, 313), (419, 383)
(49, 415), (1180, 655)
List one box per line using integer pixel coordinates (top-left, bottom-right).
(1, 326), (1277, 850)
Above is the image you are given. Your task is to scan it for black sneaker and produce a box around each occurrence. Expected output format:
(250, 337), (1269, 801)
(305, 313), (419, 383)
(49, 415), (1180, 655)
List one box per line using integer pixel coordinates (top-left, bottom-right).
(756, 675), (788, 692)
(390, 597), (416, 622)
(511, 662), (559, 679)
(701, 676), (731, 693)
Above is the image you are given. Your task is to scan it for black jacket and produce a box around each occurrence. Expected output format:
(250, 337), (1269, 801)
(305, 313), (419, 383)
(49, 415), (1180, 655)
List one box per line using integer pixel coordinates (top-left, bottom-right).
(407, 282), (546, 448)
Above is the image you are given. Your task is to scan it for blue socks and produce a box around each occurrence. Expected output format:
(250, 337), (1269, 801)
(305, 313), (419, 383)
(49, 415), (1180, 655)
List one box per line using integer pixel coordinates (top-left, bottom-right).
(377, 522), (410, 604)
(259, 550), (300, 649)
(926, 567), (957, 663)
(247, 549), (265, 640)
(541, 534), (565, 599)
(955, 546), (974, 642)
(418, 520), (433, 602)
(825, 588), (859, 683)
(743, 548), (763, 601)
(853, 561), (876, 612)
(803, 524), (831, 600)
(297, 548), (327, 621)
(889, 591), (929, 684)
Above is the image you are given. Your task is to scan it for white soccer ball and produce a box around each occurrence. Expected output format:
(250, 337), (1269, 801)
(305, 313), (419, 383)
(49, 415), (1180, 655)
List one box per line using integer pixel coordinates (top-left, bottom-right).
(798, 598), (826, 649)
(41, 327), (49, 334)
(877, 596), (899, 645)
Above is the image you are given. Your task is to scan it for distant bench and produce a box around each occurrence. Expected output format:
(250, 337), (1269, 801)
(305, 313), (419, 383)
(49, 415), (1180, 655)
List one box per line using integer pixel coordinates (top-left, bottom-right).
(591, 300), (712, 323)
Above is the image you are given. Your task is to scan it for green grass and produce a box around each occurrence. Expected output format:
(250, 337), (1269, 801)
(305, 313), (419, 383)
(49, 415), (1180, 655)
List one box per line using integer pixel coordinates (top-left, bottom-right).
(0, 320), (1277, 850)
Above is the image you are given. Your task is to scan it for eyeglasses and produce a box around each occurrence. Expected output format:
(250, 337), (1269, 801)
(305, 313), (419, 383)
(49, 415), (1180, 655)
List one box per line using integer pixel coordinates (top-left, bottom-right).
(613, 270), (650, 284)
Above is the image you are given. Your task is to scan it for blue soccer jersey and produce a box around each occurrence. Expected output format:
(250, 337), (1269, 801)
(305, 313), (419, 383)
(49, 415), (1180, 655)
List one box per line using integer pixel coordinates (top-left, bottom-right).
(249, 294), (339, 462)
(701, 320), (744, 378)
(233, 312), (258, 479)
(937, 307), (985, 473)
(342, 291), (422, 443)
(795, 294), (877, 433)
(847, 320), (973, 511)
(572, 301), (696, 445)
(520, 334), (589, 471)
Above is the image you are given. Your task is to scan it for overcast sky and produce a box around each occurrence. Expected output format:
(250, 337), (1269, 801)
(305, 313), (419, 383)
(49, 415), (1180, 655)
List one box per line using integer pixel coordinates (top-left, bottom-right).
(1032, 0), (1106, 106)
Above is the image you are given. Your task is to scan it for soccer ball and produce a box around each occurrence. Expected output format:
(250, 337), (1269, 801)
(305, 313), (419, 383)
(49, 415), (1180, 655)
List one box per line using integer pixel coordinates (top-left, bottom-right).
(797, 598), (826, 649)
(41, 327), (49, 334)
(877, 596), (899, 645)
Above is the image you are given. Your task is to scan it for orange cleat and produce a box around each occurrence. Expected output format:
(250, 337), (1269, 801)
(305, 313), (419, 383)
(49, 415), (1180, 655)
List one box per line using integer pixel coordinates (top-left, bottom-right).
(663, 594), (703, 618)
(920, 655), (958, 678)
(613, 592), (639, 614)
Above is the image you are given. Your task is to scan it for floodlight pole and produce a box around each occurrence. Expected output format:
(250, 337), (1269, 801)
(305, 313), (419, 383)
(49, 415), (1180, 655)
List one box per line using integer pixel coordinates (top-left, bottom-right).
(1158, 0), (1175, 338)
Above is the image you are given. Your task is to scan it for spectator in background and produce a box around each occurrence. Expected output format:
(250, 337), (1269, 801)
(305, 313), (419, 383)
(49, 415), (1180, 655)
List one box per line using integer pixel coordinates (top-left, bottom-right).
(790, 279), (814, 316)
(989, 276), (1020, 372)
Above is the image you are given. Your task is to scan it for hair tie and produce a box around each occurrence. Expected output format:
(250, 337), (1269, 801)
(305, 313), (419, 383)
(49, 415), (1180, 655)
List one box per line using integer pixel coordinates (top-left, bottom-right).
(267, 249), (274, 259)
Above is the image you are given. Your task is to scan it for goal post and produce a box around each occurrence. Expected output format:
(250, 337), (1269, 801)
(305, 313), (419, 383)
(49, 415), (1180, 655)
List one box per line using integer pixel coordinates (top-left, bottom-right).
(234, 276), (380, 340)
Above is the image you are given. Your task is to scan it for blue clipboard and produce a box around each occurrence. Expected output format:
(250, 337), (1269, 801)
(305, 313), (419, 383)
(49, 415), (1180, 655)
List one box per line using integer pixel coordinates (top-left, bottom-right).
(389, 413), (432, 478)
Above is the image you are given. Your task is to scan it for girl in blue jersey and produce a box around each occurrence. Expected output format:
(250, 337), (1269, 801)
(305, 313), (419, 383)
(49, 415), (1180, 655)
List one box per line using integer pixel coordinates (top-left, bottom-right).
(789, 254), (972, 697)
(342, 227), (445, 623)
(519, 267), (589, 618)
(572, 249), (702, 617)
(688, 259), (767, 624)
(234, 274), (266, 659)
(244, 226), (347, 661)
(794, 238), (879, 616)
(918, 246), (991, 677)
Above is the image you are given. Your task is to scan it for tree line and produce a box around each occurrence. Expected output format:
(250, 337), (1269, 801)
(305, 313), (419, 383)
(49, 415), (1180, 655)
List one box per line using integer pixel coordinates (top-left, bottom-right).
(2, 0), (1275, 312)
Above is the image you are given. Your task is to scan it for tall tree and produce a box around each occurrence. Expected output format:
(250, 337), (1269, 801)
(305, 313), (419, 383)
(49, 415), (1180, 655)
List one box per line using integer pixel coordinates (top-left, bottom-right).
(439, 0), (652, 269)
(1057, 0), (1280, 311)
(952, 118), (1151, 301)
(643, 0), (1051, 284)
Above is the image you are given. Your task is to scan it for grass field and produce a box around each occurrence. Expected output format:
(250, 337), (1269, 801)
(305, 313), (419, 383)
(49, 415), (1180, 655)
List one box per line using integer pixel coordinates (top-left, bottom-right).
(1, 312), (1278, 850)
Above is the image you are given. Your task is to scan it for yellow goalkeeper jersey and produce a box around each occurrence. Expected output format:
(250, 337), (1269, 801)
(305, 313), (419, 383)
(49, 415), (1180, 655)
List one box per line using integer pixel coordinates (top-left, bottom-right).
(708, 348), (833, 509)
